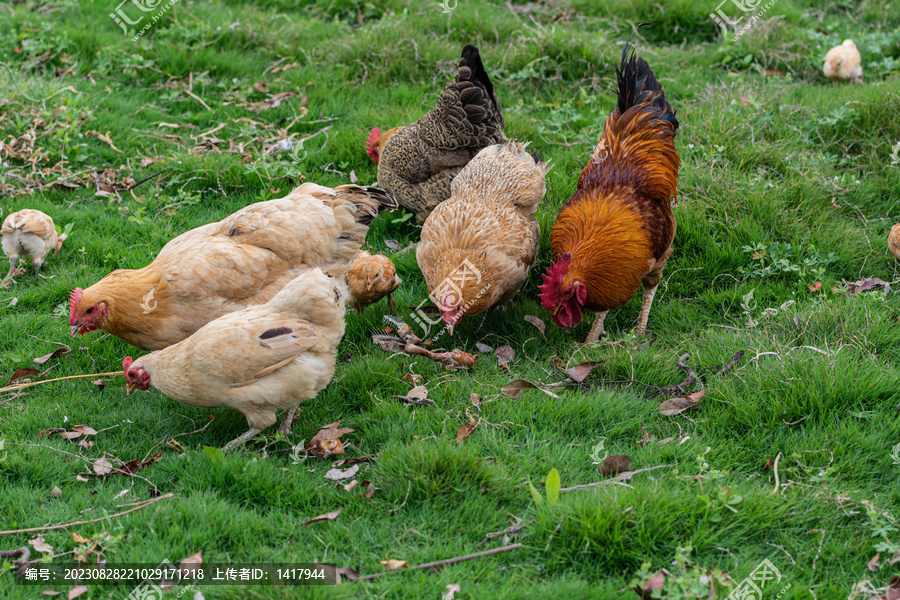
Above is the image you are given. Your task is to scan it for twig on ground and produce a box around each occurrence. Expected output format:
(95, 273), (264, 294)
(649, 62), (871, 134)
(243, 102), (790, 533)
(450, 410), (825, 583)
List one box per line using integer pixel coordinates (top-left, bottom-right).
(771, 452), (782, 495)
(476, 519), (534, 548)
(0, 372), (121, 394)
(357, 544), (523, 581)
(765, 542), (796, 565)
(0, 493), (175, 535)
(116, 168), (170, 192)
(560, 464), (674, 492)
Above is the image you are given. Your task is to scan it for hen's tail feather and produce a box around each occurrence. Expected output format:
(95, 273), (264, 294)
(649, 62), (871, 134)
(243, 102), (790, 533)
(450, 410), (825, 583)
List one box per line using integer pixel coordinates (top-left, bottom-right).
(460, 45), (498, 115)
(615, 23), (679, 135)
(332, 185), (398, 226)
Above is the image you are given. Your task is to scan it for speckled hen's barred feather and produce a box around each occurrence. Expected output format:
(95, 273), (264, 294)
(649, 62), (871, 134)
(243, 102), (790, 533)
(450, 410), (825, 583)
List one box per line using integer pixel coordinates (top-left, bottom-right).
(550, 43), (680, 314)
(377, 45), (506, 221)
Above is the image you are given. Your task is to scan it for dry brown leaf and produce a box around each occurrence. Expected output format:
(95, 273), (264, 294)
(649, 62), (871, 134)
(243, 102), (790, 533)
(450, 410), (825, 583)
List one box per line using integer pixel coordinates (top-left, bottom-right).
(837, 278), (889, 294)
(456, 417), (478, 444)
(9, 368), (42, 385)
(301, 508), (341, 526)
(564, 361), (603, 383)
(51, 486), (62, 498)
(92, 457), (113, 476)
(524, 315), (547, 340)
(343, 480), (358, 492)
(86, 130), (124, 154)
(68, 586), (88, 600)
(114, 452), (163, 476)
(41, 590), (61, 596)
(331, 455), (375, 468)
(869, 552), (881, 572)
(71, 532), (91, 544)
(402, 373), (423, 385)
(311, 420), (354, 443)
(139, 157), (155, 167)
(253, 81), (270, 93)
(77, 439), (93, 451)
(59, 430), (83, 440)
(470, 393), (482, 407)
(29, 535), (54, 554)
(305, 438), (345, 457)
(363, 479), (377, 499)
(395, 385), (434, 407)
(179, 551), (203, 579)
(475, 342), (493, 353)
(91, 379), (106, 388)
(634, 571), (665, 599)
(380, 559), (409, 570)
(444, 583), (462, 600)
(166, 439), (186, 453)
(495, 345), (515, 370)
(500, 379), (559, 398)
(656, 389), (706, 416)
(600, 454), (632, 476)
(75, 475), (88, 483)
(324, 464), (360, 481)
(34, 347), (71, 364)
(71, 425), (97, 436)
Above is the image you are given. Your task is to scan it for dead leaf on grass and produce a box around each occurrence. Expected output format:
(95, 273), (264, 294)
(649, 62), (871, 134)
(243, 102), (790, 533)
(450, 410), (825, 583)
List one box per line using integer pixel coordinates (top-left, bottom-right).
(656, 389), (706, 416)
(443, 583), (462, 600)
(68, 586), (88, 600)
(324, 464), (360, 481)
(500, 379), (559, 398)
(305, 420), (353, 457)
(72, 425), (97, 436)
(456, 417), (478, 444)
(869, 552), (881, 572)
(9, 368), (42, 385)
(379, 559), (409, 570)
(495, 345), (514, 370)
(301, 508), (341, 526)
(343, 480), (358, 492)
(71, 532), (91, 544)
(475, 342), (493, 353)
(114, 452), (163, 476)
(86, 130), (124, 154)
(179, 551), (203, 578)
(836, 278), (889, 294)
(34, 347), (70, 364)
(29, 535), (53, 554)
(563, 361), (603, 383)
(634, 571), (665, 599)
(524, 315), (546, 340)
(402, 373), (423, 385)
(362, 479), (377, 499)
(395, 385), (434, 407)
(600, 454), (632, 476)
(92, 457), (113, 476)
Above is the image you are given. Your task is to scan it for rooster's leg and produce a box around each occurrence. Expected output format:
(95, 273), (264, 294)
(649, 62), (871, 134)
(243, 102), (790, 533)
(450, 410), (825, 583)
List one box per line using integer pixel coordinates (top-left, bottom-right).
(585, 311), (608, 344)
(221, 427), (262, 452)
(636, 248), (673, 336)
(635, 285), (658, 336)
(277, 409), (296, 436)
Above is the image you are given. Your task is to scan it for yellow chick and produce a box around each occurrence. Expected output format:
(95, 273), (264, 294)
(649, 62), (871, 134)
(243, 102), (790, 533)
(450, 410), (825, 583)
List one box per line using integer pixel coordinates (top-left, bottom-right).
(345, 250), (401, 312)
(823, 40), (863, 83)
(1, 209), (64, 281)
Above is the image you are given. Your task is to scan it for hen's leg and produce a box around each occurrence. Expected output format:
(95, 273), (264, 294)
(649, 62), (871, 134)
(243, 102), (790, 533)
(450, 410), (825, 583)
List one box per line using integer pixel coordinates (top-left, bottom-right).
(584, 311), (608, 344)
(387, 293), (396, 313)
(636, 248), (673, 336)
(277, 409), (296, 436)
(3, 256), (18, 284)
(221, 427), (262, 452)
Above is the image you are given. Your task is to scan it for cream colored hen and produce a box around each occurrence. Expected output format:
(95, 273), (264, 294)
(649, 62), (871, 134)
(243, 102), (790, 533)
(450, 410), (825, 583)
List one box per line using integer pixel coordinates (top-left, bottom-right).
(416, 140), (549, 334)
(71, 183), (395, 350)
(345, 250), (401, 312)
(824, 39), (863, 82)
(123, 269), (346, 451)
(2, 209), (64, 280)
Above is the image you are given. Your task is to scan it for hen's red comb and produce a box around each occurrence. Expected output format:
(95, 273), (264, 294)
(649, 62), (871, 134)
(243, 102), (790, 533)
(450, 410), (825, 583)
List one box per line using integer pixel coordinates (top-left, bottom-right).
(69, 288), (84, 325)
(122, 356), (133, 372)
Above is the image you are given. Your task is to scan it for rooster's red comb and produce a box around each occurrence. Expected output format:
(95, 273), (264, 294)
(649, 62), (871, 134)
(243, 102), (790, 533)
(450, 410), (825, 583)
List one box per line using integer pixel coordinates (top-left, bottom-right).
(538, 253), (572, 311)
(69, 288), (84, 325)
(366, 128), (381, 163)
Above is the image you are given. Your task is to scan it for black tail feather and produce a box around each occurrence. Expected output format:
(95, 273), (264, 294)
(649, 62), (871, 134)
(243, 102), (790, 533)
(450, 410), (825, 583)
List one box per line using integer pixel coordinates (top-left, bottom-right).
(615, 23), (679, 135)
(461, 45), (499, 113)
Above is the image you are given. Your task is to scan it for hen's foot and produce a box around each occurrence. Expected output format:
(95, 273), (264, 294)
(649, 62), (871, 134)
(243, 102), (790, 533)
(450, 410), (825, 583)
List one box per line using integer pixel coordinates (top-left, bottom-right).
(277, 409), (296, 436)
(221, 427), (262, 452)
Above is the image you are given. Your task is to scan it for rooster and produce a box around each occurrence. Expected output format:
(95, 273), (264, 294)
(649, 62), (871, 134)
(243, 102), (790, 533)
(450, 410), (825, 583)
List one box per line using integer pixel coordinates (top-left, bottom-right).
(2, 209), (65, 280)
(538, 33), (680, 343)
(417, 140), (548, 334)
(71, 183), (396, 350)
(366, 45), (506, 222)
(123, 269), (345, 451)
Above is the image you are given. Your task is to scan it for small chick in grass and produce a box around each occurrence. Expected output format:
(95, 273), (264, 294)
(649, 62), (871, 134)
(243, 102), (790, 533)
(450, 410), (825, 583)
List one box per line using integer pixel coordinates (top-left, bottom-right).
(889, 224), (900, 261)
(824, 39), (863, 83)
(345, 250), (401, 312)
(123, 268), (346, 452)
(1, 209), (64, 281)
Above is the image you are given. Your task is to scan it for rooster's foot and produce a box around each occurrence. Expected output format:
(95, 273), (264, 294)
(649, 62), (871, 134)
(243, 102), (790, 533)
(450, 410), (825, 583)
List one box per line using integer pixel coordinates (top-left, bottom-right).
(221, 427), (262, 452)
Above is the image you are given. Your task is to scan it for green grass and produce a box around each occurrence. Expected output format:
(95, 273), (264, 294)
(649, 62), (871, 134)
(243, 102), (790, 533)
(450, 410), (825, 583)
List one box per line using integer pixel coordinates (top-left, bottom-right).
(1, 0), (900, 598)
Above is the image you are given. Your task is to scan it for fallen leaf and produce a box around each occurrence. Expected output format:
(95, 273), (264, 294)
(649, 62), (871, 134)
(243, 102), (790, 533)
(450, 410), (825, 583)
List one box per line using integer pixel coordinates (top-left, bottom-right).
(349, 170), (358, 184)
(253, 81), (270, 93)
(179, 551), (203, 579)
(92, 457), (113, 476)
(362, 479), (377, 499)
(524, 315), (546, 340)
(324, 464), (360, 481)
(470, 393), (481, 407)
(869, 552), (881, 572)
(114, 452), (163, 476)
(637, 432), (655, 446)
(77, 439), (93, 451)
(308, 420), (353, 446)
(75, 475), (89, 482)
(809, 281), (822, 292)
(139, 157), (155, 167)
(837, 278), (889, 294)
(443, 583), (462, 600)
(384, 239), (401, 251)
(166, 439), (186, 453)
(656, 389), (706, 417)
(9, 368), (41, 385)
(29, 535), (53, 554)
(395, 385), (434, 407)
(456, 417), (478, 444)
(41, 590), (61, 596)
(600, 454), (632, 476)
(91, 379), (106, 389)
(72, 532), (91, 544)
(34, 347), (71, 364)
(59, 431), (83, 440)
(301, 508), (341, 526)
(402, 373), (423, 385)
(71, 425), (97, 436)
(563, 361), (603, 383)
(475, 342), (493, 353)
(332, 455), (375, 468)
(68, 586), (88, 600)
(500, 379), (559, 398)
(343, 480), (358, 492)
(305, 438), (345, 457)
(495, 345), (515, 370)
(86, 130), (124, 153)
(380, 559), (409, 570)
(51, 486), (62, 498)
(634, 571), (665, 599)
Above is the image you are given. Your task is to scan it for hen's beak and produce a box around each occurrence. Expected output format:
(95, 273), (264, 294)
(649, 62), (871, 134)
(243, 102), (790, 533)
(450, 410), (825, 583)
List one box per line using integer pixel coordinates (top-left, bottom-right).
(125, 381), (135, 395)
(552, 304), (562, 317)
(69, 323), (80, 336)
(366, 280), (374, 291)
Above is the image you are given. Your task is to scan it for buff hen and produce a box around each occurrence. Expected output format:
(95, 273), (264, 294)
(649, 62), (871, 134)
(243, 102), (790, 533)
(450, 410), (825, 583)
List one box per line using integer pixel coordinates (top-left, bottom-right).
(2, 209), (65, 280)
(345, 250), (401, 312)
(823, 39), (863, 83)
(71, 183), (395, 350)
(123, 269), (346, 451)
(417, 140), (548, 334)
(367, 45), (506, 222)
